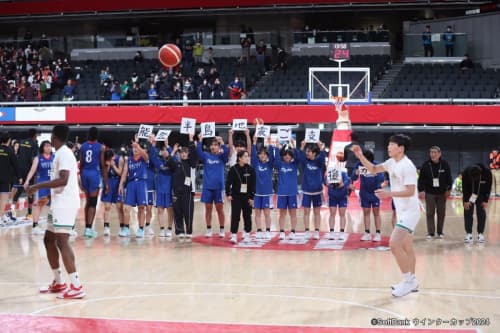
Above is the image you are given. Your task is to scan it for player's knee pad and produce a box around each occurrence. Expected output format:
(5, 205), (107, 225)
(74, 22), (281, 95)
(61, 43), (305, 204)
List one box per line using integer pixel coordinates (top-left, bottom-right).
(87, 196), (98, 208)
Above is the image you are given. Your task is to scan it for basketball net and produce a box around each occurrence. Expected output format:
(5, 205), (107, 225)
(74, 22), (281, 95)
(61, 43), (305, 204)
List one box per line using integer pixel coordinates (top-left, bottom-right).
(331, 95), (346, 113)
(327, 95), (351, 169)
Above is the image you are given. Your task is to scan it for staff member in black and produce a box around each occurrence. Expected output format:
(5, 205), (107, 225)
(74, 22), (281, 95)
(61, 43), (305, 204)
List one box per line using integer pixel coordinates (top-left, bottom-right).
(226, 150), (256, 244)
(0, 132), (20, 222)
(168, 133), (198, 241)
(417, 146), (452, 239)
(462, 163), (492, 244)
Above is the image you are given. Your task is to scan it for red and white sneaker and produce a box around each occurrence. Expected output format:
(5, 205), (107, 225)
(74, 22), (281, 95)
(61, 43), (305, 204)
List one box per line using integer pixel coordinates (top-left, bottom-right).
(57, 284), (85, 299)
(39, 281), (67, 293)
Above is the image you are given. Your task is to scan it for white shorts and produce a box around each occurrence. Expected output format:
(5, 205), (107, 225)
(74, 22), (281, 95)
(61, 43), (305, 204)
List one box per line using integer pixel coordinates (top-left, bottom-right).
(395, 209), (420, 233)
(46, 207), (78, 234)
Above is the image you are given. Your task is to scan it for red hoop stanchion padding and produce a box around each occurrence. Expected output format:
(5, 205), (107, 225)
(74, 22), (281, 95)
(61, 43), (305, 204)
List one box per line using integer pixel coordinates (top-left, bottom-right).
(158, 44), (182, 67)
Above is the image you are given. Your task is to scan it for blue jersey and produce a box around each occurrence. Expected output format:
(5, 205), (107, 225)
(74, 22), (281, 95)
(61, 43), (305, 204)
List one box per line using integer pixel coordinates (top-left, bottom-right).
(37, 153), (54, 182)
(80, 141), (102, 170)
(274, 148), (299, 196)
(197, 142), (229, 190)
(108, 155), (121, 179)
(149, 149), (174, 194)
(127, 154), (148, 181)
(326, 171), (350, 199)
(251, 145), (274, 196)
(298, 150), (326, 194)
(351, 161), (385, 194)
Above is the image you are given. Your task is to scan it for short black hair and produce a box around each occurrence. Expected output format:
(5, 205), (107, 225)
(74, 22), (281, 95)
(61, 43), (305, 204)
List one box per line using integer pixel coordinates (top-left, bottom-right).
(234, 140), (246, 148)
(305, 144), (320, 155)
(0, 132), (10, 144)
(52, 125), (69, 143)
(389, 134), (411, 151)
(88, 126), (98, 141)
(350, 132), (359, 142)
(363, 149), (374, 162)
(281, 148), (294, 159)
(28, 128), (38, 138)
(258, 146), (269, 156)
(236, 150), (248, 161)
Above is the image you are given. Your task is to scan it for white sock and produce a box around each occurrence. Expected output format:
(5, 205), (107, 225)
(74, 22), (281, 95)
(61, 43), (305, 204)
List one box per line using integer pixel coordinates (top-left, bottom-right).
(69, 272), (82, 288)
(10, 203), (15, 211)
(53, 268), (63, 284)
(403, 272), (412, 281)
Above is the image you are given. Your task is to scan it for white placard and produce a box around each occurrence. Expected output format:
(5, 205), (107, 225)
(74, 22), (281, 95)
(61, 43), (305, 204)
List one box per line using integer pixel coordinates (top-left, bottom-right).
(180, 117), (196, 135)
(255, 125), (271, 138)
(326, 166), (342, 184)
(155, 130), (171, 141)
(137, 124), (154, 139)
(277, 126), (292, 143)
(201, 122), (216, 138)
(232, 119), (248, 131)
(305, 128), (320, 143)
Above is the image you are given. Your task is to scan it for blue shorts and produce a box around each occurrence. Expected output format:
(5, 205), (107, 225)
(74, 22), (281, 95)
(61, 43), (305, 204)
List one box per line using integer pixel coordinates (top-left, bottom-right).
(156, 192), (171, 208)
(37, 188), (51, 200)
(328, 196), (348, 208)
(101, 178), (122, 204)
(254, 195), (272, 209)
(201, 189), (224, 204)
(80, 169), (101, 194)
(359, 192), (380, 208)
(302, 193), (323, 208)
(277, 195), (298, 209)
(147, 191), (156, 206)
(124, 180), (147, 207)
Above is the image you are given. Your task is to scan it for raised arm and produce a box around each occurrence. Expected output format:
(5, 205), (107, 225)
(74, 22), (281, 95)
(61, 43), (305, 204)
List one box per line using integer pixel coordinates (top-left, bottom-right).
(351, 145), (385, 174)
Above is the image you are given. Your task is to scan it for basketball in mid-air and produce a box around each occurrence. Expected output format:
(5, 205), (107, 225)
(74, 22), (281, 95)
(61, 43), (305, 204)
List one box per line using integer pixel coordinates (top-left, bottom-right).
(253, 117), (264, 126)
(158, 44), (182, 67)
(336, 151), (344, 162)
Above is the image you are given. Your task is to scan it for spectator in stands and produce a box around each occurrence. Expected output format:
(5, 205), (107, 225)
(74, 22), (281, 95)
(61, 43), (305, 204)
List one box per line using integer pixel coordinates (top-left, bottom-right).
(172, 81), (183, 100)
(129, 83), (141, 100)
(39, 78), (49, 101)
(100, 80), (111, 100)
(183, 77), (194, 99)
(134, 51), (144, 63)
(62, 79), (76, 101)
(256, 40), (267, 73)
(274, 47), (287, 72)
(442, 26), (455, 57)
(201, 47), (216, 67)
(228, 76), (244, 99)
(62, 58), (73, 81)
(120, 80), (130, 100)
(157, 80), (170, 100)
(193, 42), (204, 64)
(239, 37), (251, 64)
(489, 148), (500, 197)
(130, 72), (139, 85)
(211, 78), (224, 99)
(21, 82), (36, 101)
(99, 68), (110, 85)
(110, 80), (121, 101)
(39, 45), (53, 67)
(207, 67), (219, 84)
(148, 83), (158, 100)
(422, 25), (433, 57)
(460, 54), (473, 71)
(183, 40), (194, 73)
(198, 79), (212, 100)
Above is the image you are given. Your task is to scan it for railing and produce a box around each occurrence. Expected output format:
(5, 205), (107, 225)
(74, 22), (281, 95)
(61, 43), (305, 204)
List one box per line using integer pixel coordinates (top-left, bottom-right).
(404, 33), (467, 57)
(293, 30), (390, 44)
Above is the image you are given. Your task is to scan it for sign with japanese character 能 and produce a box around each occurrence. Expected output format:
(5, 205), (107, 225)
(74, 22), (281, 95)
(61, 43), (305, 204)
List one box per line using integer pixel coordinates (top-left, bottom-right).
(137, 124), (154, 139)
(201, 122), (216, 138)
(180, 117), (196, 135)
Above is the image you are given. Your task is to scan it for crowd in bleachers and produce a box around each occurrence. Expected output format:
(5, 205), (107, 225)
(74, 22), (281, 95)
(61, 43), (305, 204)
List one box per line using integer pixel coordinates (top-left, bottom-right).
(0, 44), (79, 102)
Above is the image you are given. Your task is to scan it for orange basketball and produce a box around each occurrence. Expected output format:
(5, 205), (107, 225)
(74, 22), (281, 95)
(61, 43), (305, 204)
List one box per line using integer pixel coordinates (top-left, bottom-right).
(253, 117), (264, 126)
(336, 151), (344, 162)
(158, 44), (182, 67)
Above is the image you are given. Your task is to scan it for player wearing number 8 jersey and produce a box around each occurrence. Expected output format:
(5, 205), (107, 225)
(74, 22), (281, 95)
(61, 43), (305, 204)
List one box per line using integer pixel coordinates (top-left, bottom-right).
(79, 127), (107, 238)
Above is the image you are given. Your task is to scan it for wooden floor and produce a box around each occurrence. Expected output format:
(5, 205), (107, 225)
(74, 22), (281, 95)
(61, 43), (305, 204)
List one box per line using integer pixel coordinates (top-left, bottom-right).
(0, 196), (499, 333)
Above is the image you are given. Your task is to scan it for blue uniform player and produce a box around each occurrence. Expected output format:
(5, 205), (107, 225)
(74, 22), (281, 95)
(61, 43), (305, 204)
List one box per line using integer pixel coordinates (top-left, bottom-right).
(24, 140), (54, 235)
(101, 150), (125, 237)
(298, 140), (326, 240)
(197, 133), (229, 238)
(325, 166), (349, 241)
(351, 150), (385, 242)
(251, 136), (274, 239)
(79, 127), (106, 238)
(119, 139), (149, 238)
(274, 139), (299, 240)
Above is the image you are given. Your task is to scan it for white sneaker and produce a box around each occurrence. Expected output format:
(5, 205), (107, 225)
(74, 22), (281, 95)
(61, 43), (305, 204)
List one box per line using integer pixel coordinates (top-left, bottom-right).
(392, 278), (419, 297)
(288, 232), (296, 240)
(103, 227), (111, 237)
(256, 231), (263, 239)
(464, 233), (473, 244)
(205, 229), (213, 237)
(69, 229), (78, 238)
(279, 232), (285, 240)
(313, 231), (320, 240)
(165, 229), (172, 238)
(145, 226), (155, 236)
(178, 233), (186, 239)
(327, 231), (336, 240)
(159, 229), (167, 237)
(438, 234), (444, 239)
(304, 230), (310, 239)
(219, 229), (225, 238)
(338, 232), (346, 241)
(478, 233), (485, 243)
(265, 231), (272, 239)
(230, 234), (237, 244)
(185, 234), (192, 242)
(360, 232), (371, 241)
(32, 226), (45, 235)
(373, 233), (382, 242)
(243, 232), (250, 243)
(391, 276), (419, 292)
(426, 234), (434, 240)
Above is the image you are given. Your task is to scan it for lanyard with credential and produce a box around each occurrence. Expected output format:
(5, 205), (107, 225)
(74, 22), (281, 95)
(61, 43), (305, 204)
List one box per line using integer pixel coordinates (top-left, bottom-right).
(429, 162), (441, 178)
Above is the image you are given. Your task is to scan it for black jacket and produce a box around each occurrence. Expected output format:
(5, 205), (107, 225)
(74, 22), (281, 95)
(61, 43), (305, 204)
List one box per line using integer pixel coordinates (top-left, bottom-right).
(0, 144), (20, 184)
(225, 163), (256, 199)
(462, 163), (492, 204)
(168, 143), (198, 194)
(418, 158), (453, 194)
(17, 137), (38, 175)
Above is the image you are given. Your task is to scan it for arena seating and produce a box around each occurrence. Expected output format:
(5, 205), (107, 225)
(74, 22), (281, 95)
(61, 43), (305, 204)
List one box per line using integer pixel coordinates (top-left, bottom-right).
(381, 63), (500, 99)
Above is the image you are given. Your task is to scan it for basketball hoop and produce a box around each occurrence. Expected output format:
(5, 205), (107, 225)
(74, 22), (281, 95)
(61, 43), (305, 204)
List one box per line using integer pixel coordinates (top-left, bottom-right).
(331, 96), (347, 112)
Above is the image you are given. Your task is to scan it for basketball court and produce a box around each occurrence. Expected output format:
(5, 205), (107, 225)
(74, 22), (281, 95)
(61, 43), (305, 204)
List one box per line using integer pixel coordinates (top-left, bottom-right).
(0, 196), (498, 333)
